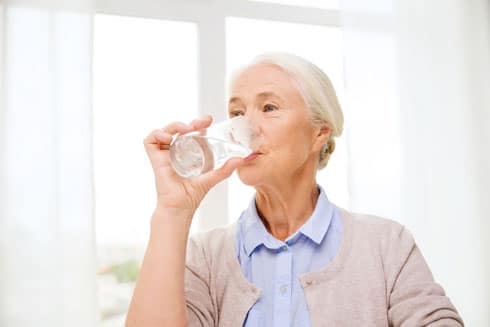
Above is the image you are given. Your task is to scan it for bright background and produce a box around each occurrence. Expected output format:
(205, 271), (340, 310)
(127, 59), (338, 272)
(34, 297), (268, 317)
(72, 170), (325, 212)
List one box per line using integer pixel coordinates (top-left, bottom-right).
(1, 0), (488, 326)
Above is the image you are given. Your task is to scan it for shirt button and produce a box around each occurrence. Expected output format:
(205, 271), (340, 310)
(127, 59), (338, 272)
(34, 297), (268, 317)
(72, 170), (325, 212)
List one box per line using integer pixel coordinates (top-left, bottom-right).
(282, 245), (288, 251)
(279, 285), (287, 294)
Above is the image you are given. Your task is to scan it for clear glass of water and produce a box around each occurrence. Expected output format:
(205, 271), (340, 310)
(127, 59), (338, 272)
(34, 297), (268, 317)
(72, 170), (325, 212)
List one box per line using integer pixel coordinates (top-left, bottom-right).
(169, 116), (255, 178)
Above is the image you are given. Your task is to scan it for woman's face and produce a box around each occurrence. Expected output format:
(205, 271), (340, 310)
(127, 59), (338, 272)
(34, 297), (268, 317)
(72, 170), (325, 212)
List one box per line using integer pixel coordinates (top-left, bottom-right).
(228, 63), (329, 187)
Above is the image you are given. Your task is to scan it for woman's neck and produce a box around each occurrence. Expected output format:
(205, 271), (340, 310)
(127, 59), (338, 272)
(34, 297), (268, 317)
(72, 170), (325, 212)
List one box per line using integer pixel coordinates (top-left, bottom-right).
(254, 179), (319, 241)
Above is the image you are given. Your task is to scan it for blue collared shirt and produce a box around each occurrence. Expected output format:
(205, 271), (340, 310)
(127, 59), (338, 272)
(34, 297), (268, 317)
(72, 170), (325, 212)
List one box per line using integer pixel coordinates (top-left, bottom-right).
(236, 185), (343, 327)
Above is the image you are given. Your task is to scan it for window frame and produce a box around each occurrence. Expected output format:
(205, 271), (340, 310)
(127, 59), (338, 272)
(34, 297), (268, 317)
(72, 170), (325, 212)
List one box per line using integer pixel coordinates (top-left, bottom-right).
(95, 0), (341, 229)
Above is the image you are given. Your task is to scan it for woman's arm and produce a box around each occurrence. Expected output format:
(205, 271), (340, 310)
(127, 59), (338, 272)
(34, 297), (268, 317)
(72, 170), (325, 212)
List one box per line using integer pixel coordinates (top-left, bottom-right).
(126, 208), (193, 327)
(125, 117), (243, 327)
(385, 225), (464, 326)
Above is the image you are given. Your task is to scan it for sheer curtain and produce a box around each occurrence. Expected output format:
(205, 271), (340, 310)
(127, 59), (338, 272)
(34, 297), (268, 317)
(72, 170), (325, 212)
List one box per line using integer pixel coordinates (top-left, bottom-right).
(340, 0), (490, 325)
(0, 0), (98, 326)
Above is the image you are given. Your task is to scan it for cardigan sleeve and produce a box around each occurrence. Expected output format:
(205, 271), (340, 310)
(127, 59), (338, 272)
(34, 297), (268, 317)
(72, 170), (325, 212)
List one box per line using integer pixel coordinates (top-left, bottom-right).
(184, 235), (216, 327)
(384, 224), (464, 327)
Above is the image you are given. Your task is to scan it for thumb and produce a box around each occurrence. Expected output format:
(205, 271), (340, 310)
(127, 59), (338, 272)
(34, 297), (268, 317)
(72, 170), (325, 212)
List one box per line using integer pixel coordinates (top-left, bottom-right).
(196, 157), (244, 190)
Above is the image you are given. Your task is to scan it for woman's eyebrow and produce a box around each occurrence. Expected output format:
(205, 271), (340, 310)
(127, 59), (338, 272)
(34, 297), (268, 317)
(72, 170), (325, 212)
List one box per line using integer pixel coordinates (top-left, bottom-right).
(257, 91), (283, 101)
(228, 92), (283, 105)
(257, 91), (283, 102)
(228, 97), (243, 105)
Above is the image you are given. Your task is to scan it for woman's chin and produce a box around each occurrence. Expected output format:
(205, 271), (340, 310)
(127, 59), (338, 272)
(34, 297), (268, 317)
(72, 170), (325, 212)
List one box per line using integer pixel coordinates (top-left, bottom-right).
(236, 166), (263, 186)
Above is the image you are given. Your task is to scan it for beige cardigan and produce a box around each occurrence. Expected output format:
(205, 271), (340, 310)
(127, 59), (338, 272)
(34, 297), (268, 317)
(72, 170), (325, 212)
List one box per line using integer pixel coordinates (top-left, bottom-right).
(184, 208), (464, 326)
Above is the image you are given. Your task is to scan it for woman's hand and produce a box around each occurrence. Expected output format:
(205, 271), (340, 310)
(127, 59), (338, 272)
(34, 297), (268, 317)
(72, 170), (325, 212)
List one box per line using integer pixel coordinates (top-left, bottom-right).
(143, 115), (244, 220)
(129, 116), (237, 327)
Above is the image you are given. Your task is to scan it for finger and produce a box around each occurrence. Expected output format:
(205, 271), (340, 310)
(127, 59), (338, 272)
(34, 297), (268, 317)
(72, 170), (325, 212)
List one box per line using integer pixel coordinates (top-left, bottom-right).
(196, 157), (244, 190)
(143, 129), (172, 148)
(190, 115), (213, 130)
(143, 133), (176, 163)
(156, 130), (174, 144)
(162, 121), (194, 135)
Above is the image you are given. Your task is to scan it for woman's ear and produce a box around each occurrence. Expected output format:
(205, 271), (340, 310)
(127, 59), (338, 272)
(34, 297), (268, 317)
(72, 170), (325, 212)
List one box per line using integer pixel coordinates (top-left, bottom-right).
(313, 126), (331, 151)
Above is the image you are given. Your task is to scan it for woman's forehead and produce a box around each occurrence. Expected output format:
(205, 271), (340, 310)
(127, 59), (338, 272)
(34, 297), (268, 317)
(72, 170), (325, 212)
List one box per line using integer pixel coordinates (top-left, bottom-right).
(229, 63), (302, 101)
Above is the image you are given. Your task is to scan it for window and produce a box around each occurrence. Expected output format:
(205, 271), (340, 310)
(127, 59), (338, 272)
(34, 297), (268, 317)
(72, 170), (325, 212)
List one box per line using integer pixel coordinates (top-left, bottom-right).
(93, 14), (198, 326)
(249, 0), (339, 10)
(93, 2), (345, 324)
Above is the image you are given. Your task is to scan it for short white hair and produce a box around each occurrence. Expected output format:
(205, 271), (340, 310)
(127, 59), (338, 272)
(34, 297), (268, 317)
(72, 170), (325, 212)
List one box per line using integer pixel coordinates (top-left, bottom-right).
(228, 52), (344, 170)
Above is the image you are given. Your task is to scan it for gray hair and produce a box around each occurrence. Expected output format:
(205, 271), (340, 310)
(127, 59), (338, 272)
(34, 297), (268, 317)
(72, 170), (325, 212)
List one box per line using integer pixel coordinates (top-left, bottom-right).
(228, 52), (344, 170)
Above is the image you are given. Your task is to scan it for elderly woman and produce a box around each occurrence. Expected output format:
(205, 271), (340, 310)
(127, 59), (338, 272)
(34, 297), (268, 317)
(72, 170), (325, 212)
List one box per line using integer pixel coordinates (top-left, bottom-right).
(127, 53), (463, 326)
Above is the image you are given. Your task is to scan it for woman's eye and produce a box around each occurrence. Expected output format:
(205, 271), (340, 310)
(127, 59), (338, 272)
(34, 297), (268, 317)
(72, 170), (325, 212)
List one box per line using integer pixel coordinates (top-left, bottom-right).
(229, 110), (244, 117)
(263, 104), (278, 112)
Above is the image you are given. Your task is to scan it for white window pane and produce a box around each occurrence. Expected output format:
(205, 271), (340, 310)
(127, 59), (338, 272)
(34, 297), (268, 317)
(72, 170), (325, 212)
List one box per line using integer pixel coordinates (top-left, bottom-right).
(249, 0), (339, 10)
(226, 17), (349, 222)
(93, 14), (198, 326)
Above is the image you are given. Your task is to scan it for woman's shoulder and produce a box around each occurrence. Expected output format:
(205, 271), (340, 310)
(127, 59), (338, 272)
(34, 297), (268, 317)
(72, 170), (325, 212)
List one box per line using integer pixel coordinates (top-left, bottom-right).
(338, 207), (415, 247)
(187, 222), (237, 262)
(189, 221), (237, 242)
(340, 206), (404, 229)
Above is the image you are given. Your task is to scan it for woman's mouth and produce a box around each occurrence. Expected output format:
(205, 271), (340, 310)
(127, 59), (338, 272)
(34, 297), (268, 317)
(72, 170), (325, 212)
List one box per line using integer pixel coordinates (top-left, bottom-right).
(244, 151), (262, 162)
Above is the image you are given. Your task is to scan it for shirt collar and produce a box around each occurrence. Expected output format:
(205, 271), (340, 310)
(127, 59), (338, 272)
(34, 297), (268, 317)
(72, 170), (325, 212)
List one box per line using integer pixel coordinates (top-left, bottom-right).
(240, 185), (334, 256)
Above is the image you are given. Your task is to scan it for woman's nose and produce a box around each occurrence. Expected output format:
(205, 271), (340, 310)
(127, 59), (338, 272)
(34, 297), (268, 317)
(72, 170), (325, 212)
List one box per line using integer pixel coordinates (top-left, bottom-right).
(242, 114), (262, 139)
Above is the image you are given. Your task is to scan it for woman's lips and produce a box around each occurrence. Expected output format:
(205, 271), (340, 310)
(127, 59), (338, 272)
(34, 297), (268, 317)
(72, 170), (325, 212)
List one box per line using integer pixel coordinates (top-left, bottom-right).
(244, 152), (262, 162)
